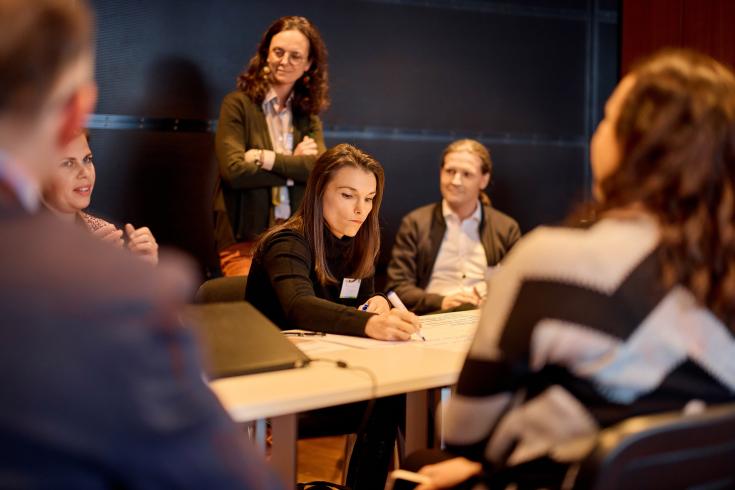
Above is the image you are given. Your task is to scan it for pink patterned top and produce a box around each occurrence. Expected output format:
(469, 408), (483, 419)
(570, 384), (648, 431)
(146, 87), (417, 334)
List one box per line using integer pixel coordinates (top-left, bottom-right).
(78, 211), (117, 233)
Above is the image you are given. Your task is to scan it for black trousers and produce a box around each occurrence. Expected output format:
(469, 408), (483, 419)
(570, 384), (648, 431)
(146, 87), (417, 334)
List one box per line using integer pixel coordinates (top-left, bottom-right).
(298, 394), (405, 490)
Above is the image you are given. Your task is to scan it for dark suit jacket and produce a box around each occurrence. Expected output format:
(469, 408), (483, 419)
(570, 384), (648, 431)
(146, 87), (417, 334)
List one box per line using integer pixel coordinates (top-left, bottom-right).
(214, 90), (326, 249)
(0, 192), (281, 488)
(386, 201), (521, 314)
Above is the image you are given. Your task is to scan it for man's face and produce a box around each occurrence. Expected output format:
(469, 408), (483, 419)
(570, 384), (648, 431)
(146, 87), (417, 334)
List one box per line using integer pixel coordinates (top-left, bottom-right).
(440, 151), (490, 210)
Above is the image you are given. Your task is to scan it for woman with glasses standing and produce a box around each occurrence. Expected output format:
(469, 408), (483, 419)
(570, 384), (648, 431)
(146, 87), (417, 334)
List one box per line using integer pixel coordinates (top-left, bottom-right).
(214, 16), (329, 276)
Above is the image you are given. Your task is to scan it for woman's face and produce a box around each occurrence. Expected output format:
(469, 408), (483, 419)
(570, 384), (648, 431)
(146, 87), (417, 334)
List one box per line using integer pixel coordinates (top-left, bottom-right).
(590, 75), (636, 199)
(43, 133), (95, 214)
(267, 29), (312, 88)
(322, 166), (377, 239)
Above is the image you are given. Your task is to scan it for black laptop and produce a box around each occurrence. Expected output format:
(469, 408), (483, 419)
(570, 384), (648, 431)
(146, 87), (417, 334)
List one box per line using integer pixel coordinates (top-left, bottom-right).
(182, 302), (309, 379)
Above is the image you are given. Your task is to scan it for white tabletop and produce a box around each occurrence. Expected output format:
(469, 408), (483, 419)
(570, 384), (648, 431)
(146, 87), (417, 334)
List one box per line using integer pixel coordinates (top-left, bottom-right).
(211, 343), (467, 422)
(210, 310), (481, 485)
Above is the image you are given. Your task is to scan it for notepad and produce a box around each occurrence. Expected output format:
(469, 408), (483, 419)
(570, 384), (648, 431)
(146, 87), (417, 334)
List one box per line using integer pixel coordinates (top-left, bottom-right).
(318, 309), (481, 352)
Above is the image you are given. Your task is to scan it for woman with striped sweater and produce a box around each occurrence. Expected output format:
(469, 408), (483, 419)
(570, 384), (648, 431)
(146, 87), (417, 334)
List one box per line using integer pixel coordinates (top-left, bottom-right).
(408, 49), (735, 489)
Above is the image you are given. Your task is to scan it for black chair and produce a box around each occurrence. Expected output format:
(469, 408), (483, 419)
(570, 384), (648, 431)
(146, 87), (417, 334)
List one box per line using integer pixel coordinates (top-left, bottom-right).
(194, 276), (247, 304)
(192, 274), (362, 484)
(569, 403), (735, 490)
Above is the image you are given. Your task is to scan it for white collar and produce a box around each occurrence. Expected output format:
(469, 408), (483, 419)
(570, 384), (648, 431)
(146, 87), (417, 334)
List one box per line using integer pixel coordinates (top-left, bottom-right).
(263, 87), (293, 113)
(0, 150), (40, 212)
(442, 199), (482, 224)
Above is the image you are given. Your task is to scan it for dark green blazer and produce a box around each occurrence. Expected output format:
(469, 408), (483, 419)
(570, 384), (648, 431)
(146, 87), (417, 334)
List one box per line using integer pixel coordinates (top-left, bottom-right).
(213, 90), (325, 249)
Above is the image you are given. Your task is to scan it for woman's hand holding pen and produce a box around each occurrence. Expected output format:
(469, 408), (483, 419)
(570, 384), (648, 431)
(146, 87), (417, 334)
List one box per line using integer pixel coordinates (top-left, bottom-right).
(358, 295), (391, 314)
(364, 309), (420, 341)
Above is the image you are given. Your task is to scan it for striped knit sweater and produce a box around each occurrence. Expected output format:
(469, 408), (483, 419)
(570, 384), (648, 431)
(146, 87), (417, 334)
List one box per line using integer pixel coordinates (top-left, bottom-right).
(444, 215), (735, 472)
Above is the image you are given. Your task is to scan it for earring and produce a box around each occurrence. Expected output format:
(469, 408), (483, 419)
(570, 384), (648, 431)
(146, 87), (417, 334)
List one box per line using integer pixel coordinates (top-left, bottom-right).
(302, 74), (310, 84)
(262, 65), (271, 75)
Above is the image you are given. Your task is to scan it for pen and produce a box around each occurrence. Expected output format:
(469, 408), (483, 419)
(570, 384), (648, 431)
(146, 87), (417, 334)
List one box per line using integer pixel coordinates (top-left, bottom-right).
(386, 291), (426, 341)
(472, 285), (482, 303)
(283, 331), (326, 337)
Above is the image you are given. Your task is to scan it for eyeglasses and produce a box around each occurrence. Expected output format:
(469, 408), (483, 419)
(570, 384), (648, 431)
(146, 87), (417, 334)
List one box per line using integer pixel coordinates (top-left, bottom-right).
(270, 47), (307, 66)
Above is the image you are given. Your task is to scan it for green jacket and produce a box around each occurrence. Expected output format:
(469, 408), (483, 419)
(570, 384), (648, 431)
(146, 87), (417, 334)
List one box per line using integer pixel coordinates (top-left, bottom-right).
(213, 90), (325, 249)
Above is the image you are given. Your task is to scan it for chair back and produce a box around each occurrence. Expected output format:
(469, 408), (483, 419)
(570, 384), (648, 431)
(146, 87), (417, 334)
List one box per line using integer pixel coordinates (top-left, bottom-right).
(194, 276), (247, 304)
(570, 403), (735, 490)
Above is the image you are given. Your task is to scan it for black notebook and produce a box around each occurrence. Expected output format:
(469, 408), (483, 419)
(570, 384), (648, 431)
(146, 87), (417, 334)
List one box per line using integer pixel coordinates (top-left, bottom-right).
(182, 302), (309, 379)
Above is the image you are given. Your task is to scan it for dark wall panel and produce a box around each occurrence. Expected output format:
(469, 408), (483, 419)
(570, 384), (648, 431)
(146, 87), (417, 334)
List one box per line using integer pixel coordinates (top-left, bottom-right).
(321, 3), (587, 137)
(88, 0), (618, 277)
(93, 0), (588, 136)
(87, 129), (220, 273)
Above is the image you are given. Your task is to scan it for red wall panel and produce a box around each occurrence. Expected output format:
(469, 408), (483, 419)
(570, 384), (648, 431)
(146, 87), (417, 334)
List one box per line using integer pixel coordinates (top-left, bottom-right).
(622, 0), (735, 75)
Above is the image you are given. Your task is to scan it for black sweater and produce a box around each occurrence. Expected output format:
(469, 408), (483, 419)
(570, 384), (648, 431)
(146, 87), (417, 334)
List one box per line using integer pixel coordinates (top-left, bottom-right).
(245, 228), (376, 336)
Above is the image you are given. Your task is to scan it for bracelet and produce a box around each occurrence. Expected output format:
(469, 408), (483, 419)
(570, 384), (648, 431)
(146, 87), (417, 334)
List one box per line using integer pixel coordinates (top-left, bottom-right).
(253, 150), (262, 168)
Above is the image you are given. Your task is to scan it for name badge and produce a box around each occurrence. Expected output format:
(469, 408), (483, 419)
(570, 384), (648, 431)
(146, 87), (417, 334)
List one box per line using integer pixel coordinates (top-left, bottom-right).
(339, 278), (362, 299)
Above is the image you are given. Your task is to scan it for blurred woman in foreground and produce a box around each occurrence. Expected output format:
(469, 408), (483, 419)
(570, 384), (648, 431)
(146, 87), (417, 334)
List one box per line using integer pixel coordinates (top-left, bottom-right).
(404, 49), (735, 489)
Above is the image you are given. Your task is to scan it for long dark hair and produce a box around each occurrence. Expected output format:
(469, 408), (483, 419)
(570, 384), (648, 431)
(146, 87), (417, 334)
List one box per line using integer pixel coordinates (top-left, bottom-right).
(236, 16), (329, 115)
(256, 144), (384, 285)
(594, 49), (735, 329)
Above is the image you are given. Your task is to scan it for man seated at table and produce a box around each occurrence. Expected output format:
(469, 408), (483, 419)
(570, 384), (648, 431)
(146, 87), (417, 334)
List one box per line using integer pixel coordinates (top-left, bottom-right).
(387, 139), (520, 314)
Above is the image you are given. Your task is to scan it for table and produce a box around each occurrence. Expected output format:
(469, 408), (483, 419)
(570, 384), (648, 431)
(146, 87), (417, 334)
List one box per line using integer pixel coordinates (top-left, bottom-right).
(211, 310), (480, 486)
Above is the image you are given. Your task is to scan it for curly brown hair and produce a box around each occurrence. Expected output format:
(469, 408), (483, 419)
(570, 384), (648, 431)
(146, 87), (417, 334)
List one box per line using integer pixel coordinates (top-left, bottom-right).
(596, 49), (735, 330)
(236, 16), (329, 115)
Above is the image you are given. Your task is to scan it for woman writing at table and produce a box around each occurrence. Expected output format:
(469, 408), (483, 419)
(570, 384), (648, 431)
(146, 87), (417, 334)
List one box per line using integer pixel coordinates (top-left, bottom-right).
(214, 15), (329, 277)
(246, 143), (419, 489)
(247, 142), (419, 338)
(402, 49), (735, 489)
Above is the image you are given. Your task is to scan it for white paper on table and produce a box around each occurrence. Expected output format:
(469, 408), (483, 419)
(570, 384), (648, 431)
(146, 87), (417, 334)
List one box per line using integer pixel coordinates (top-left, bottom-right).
(319, 334), (396, 350)
(287, 336), (354, 355)
(414, 309), (481, 351)
(318, 309), (481, 352)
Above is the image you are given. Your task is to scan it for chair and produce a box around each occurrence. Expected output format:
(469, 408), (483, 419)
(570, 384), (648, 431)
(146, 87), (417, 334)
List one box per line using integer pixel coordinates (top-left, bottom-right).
(194, 276), (247, 304)
(569, 402), (735, 490)
(193, 274), (360, 484)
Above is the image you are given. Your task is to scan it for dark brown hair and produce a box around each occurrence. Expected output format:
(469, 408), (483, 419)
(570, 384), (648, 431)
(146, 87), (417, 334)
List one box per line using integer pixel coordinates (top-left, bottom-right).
(441, 138), (493, 205)
(0, 0), (93, 117)
(236, 16), (329, 115)
(257, 144), (384, 285)
(595, 49), (735, 330)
